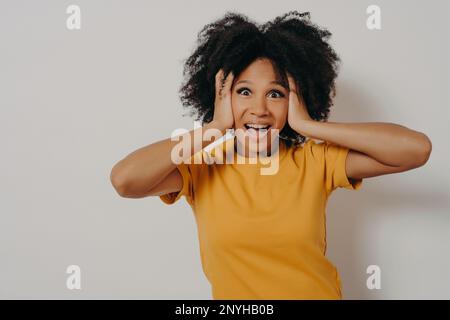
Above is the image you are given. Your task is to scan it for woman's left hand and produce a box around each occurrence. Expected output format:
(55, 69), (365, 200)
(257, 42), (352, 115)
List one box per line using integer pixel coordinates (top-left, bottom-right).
(287, 74), (313, 133)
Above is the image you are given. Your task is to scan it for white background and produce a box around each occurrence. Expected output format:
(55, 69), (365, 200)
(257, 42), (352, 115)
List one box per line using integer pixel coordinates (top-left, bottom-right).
(0, 0), (448, 299)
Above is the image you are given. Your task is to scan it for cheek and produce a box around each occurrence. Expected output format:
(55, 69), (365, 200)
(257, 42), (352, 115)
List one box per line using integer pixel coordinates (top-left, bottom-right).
(231, 97), (245, 122)
(270, 105), (288, 128)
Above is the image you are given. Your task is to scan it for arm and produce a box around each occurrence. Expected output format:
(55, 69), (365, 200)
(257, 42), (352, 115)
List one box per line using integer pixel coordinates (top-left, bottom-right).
(293, 121), (432, 179)
(110, 121), (226, 198)
(110, 69), (235, 198)
(286, 75), (432, 180)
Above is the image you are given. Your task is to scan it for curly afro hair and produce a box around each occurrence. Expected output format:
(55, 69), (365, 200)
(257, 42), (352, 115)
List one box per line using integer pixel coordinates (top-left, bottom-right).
(179, 10), (341, 147)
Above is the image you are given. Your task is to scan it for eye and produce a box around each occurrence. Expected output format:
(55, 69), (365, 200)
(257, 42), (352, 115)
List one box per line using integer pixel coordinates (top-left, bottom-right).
(236, 87), (251, 96)
(236, 87), (285, 98)
(269, 90), (285, 98)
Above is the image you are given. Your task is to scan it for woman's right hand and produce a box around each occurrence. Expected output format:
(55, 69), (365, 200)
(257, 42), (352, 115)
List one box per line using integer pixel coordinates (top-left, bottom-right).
(212, 69), (235, 131)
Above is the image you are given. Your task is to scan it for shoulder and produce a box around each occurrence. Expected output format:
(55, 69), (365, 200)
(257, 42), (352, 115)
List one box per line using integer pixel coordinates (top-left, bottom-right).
(288, 139), (348, 167)
(289, 139), (325, 159)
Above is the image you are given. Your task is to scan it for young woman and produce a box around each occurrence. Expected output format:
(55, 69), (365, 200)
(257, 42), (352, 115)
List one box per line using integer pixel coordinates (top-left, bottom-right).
(110, 11), (432, 299)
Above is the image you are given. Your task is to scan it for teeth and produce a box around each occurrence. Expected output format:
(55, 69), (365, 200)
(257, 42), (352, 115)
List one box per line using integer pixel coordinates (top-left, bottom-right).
(246, 123), (270, 129)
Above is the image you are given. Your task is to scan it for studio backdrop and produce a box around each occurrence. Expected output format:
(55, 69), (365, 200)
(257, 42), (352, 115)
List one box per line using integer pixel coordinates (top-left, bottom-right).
(0, 0), (448, 299)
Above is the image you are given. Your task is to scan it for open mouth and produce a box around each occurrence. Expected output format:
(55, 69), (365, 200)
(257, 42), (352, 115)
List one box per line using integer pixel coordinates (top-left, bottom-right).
(244, 123), (271, 131)
(242, 123), (272, 142)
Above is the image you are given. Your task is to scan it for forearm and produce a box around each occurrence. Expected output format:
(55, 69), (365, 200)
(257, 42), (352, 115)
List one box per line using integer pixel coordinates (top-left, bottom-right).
(110, 121), (226, 195)
(292, 120), (432, 167)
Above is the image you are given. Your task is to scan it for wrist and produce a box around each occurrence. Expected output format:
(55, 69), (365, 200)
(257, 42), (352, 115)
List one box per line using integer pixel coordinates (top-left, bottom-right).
(207, 120), (229, 134)
(291, 119), (313, 136)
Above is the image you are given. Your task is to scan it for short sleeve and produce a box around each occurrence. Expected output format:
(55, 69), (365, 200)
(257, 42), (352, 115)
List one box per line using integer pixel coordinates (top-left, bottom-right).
(324, 141), (363, 193)
(159, 161), (194, 206)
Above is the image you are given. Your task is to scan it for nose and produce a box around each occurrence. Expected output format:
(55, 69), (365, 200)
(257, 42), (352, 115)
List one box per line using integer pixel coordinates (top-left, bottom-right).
(249, 96), (269, 117)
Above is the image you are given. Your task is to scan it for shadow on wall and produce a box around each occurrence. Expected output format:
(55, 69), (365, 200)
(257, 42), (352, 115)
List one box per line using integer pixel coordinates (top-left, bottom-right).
(325, 79), (449, 299)
(326, 186), (448, 299)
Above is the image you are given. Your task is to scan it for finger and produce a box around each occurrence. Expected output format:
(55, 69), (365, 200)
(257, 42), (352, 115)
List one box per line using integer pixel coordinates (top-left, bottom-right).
(287, 73), (297, 94)
(287, 75), (299, 109)
(222, 71), (234, 96)
(215, 69), (225, 98)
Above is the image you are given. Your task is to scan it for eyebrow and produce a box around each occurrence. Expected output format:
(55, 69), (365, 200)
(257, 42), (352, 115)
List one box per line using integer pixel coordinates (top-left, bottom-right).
(235, 79), (288, 89)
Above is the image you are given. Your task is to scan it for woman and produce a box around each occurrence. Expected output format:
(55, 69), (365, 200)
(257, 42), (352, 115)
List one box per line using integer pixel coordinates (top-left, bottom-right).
(110, 11), (432, 299)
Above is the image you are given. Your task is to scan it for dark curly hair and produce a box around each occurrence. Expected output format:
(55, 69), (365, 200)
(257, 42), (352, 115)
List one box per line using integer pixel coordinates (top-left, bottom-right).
(179, 10), (340, 147)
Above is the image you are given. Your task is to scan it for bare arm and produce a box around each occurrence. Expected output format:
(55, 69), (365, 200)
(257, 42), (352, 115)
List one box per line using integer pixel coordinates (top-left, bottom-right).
(110, 121), (226, 198)
(296, 120), (431, 180)
(285, 74), (432, 180)
(110, 69), (235, 198)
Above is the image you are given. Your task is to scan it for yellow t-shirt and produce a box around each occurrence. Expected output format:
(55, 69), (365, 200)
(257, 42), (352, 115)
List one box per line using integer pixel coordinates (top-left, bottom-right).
(160, 137), (363, 299)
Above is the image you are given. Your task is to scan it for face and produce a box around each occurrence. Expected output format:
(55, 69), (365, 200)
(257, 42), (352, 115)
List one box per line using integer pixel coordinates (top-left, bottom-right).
(231, 58), (289, 157)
